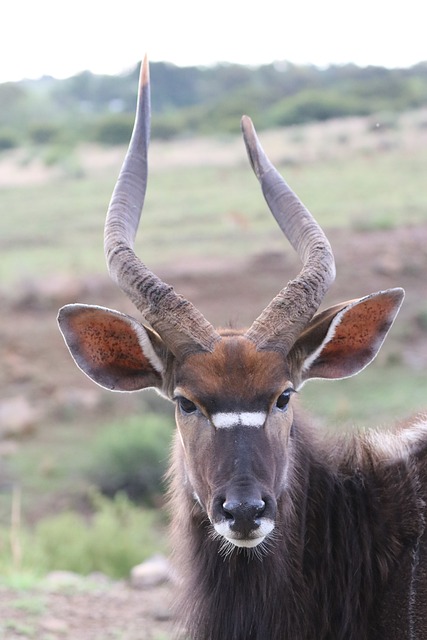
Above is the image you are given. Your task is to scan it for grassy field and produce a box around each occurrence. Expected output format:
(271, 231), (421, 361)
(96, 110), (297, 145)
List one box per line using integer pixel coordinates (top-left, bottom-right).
(1, 109), (427, 285)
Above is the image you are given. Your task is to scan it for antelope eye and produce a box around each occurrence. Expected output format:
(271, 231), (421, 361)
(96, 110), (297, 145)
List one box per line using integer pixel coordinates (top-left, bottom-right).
(276, 389), (294, 411)
(177, 396), (198, 415)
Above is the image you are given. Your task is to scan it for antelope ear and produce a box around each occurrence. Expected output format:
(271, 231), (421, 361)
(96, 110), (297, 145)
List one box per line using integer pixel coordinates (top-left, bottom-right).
(57, 304), (169, 392)
(288, 288), (404, 388)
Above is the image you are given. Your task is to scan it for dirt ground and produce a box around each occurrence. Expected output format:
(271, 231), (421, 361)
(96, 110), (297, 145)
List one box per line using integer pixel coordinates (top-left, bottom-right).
(0, 578), (178, 639)
(1, 223), (427, 638)
(2, 223), (427, 416)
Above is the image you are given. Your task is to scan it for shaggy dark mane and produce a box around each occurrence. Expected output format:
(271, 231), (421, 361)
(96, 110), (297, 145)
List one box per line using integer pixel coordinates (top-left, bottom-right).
(167, 416), (426, 640)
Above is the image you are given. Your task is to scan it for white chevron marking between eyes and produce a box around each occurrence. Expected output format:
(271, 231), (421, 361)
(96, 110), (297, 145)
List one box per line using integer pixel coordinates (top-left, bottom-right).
(212, 412), (266, 429)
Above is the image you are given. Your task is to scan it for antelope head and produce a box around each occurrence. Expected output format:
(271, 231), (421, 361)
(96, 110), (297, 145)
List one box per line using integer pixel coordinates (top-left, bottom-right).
(58, 58), (404, 551)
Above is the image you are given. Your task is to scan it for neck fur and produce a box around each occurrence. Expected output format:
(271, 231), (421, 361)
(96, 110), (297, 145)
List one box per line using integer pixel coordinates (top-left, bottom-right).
(167, 420), (422, 640)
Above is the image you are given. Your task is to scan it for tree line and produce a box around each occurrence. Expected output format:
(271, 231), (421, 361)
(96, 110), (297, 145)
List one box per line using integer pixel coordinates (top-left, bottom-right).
(0, 60), (426, 149)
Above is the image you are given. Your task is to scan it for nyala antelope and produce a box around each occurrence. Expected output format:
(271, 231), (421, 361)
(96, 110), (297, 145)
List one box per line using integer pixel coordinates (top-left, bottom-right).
(58, 58), (427, 639)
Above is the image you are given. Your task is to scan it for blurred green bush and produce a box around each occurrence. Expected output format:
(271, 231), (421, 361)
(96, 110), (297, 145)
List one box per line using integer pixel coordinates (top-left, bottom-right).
(0, 492), (166, 580)
(87, 413), (174, 505)
(0, 128), (19, 151)
(90, 113), (134, 145)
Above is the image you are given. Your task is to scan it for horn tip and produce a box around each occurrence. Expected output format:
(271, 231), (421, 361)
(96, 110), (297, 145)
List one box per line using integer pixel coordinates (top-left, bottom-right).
(241, 115), (254, 138)
(140, 54), (150, 90)
(241, 115), (263, 179)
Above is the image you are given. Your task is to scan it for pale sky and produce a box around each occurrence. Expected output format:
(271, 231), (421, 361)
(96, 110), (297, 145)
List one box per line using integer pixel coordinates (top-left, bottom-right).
(2, 0), (425, 83)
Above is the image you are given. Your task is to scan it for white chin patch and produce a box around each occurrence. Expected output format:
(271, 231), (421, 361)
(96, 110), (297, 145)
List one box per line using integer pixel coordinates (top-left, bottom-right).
(228, 536), (266, 548)
(213, 519), (274, 548)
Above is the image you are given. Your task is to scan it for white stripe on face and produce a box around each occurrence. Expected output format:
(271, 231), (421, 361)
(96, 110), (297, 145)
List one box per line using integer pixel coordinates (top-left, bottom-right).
(211, 411), (266, 429)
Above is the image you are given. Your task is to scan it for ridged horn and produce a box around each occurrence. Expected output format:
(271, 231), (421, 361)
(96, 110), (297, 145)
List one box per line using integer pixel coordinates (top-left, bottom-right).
(104, 56), (219, 358)
(241, 116), (336, 353)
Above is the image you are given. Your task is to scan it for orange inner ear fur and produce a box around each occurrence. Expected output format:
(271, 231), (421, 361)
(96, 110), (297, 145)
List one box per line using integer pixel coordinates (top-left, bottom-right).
(70, 312), (149, 373)
(320, 298), (393, 360)
(59, 306), (164, 391)
(297, 290), (403, 382)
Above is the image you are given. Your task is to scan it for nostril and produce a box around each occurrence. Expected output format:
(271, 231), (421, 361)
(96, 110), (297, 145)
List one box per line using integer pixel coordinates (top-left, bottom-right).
(222, 500), (238, 521)
(252, 499), (266, 519)
(223, 507), (234, 522)
(222, 499), (266, 524)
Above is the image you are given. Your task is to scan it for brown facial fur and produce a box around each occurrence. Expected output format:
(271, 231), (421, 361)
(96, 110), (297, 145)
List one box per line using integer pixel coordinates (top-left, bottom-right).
(172, 334), (295, 527)
(176, 332), (291, 413)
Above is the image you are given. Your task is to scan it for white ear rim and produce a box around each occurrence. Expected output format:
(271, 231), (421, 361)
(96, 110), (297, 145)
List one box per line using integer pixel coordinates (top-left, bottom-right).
(300, 301), (358, 379)
(58, 303), (165, 381)
(126, 315), (165, 374)
(299, 289), (404, 388)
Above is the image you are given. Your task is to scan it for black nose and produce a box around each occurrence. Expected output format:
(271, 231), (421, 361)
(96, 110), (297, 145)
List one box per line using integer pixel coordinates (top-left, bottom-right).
(222, 499), (266, 535)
